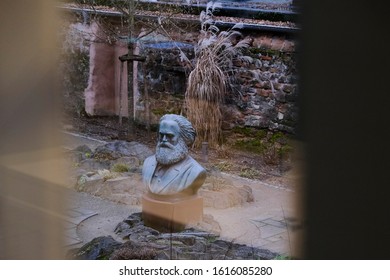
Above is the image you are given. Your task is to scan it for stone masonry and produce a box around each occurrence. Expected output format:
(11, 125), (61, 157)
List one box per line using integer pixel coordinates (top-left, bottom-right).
(62, 14), (298, 134)
(135, 33), (298, 134)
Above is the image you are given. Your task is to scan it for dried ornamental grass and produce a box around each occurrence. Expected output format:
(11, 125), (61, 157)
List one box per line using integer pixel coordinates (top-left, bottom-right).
(185, 2), (251, 147)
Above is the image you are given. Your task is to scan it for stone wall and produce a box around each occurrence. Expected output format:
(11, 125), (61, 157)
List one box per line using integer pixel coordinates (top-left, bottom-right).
(134, 33), (298, 134)
(231, 35), (298, 133)
(135, 41), (195, 125)
(61, 15), (298, 133)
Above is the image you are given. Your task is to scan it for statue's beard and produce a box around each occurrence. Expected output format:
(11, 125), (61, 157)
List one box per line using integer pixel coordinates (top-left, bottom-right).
(155, 138), (188, 165)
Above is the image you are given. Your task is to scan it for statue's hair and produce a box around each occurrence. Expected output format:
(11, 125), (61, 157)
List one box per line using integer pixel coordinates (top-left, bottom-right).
(160, 114), (196, 146)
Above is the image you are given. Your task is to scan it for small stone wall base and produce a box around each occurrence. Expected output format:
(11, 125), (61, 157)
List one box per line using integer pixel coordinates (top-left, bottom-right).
(142, 193), (203, 232)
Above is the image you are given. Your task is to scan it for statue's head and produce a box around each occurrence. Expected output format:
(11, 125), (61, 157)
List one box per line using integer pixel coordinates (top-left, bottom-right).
(155, 114), (196, 166)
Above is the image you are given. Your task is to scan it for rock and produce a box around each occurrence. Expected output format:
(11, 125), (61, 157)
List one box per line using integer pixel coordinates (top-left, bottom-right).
(239, 185), (254, 202)
(112, 156), (141, 168)
(248, 91), (256, 96)
(71, 236), (122, 260)
(221, 105), (245, 130)
(278, 75), (287, 83)
(273, 82), (282, 90)
(253, 82), (263, 88)
(282, 84), (294, 93)
(69, 213), (278, 260)
(73, 144), (93, 155)
(93, 141), (152, 161)
(244, 115), (269, 128)
(78, 158), (111, 171)
(273, 90), (286, 102)
(66, 145), (94, 163)
(76, 174), (145, 205)
(211, 240), (277, 260)
(263, 81), (272, 89)
(198, 175), (254, 209)
(115, 213), (160, 240)
(192, 214), (221, 235)
(257, 89), (272, 97)
(233, 59), (243, 67)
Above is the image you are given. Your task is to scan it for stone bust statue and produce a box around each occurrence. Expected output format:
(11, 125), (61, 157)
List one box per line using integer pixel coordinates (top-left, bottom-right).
(142, 114), (206, 196)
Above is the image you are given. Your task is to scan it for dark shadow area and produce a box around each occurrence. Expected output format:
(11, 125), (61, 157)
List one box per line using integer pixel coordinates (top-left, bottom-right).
(299, 0), (390, 259)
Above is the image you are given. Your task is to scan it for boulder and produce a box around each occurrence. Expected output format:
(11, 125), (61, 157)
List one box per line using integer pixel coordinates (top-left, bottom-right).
(66, 144), (93, 163)
(93, 141), (153, 161)
(76, 172), (145, 205)
(71, 236), (122, 260)
(78, 158), (111, 171)
(199, 175), (254, 209)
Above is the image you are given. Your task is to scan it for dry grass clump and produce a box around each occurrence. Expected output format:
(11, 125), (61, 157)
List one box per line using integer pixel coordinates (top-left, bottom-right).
(185, 2), (252, 147)
(111, 163), (130, 173)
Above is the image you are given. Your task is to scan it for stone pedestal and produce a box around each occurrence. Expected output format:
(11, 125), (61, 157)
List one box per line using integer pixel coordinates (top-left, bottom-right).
(142, 192), (203, 232)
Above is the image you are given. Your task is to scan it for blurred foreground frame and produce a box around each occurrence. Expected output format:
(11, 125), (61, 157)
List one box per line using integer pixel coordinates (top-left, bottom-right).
(0, 0), (67, 259)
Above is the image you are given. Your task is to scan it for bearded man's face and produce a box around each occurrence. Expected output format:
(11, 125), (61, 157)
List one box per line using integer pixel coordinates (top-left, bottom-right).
(155, 120), (188, 165)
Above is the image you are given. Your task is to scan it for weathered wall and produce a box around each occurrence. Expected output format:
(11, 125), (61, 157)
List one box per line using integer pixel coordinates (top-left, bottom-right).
(61, 15), (298, 133)
(62, 21), (129, 117)
(135, 41), (195, 125)
(231, 35), (298, 133)
(135, 32), (298, 134)
(84, 22), (120, 116)
(60, 22), (91, 116)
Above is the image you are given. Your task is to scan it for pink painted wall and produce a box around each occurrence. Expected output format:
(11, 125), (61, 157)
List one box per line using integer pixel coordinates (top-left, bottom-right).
(84, 22), (128, 117)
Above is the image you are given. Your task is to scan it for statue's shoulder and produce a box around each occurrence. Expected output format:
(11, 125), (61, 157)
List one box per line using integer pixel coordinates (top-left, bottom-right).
(186, 156), (206, 175)
(142, 155), (157, 172)
(144, 155), (156, 164)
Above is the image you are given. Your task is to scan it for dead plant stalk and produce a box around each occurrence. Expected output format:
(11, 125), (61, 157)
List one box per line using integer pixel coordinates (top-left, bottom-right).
(185, 3), (250, 147)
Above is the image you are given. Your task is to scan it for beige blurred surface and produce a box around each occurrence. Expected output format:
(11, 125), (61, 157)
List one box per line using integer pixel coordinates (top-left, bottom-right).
(0, 0), (67, 259)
